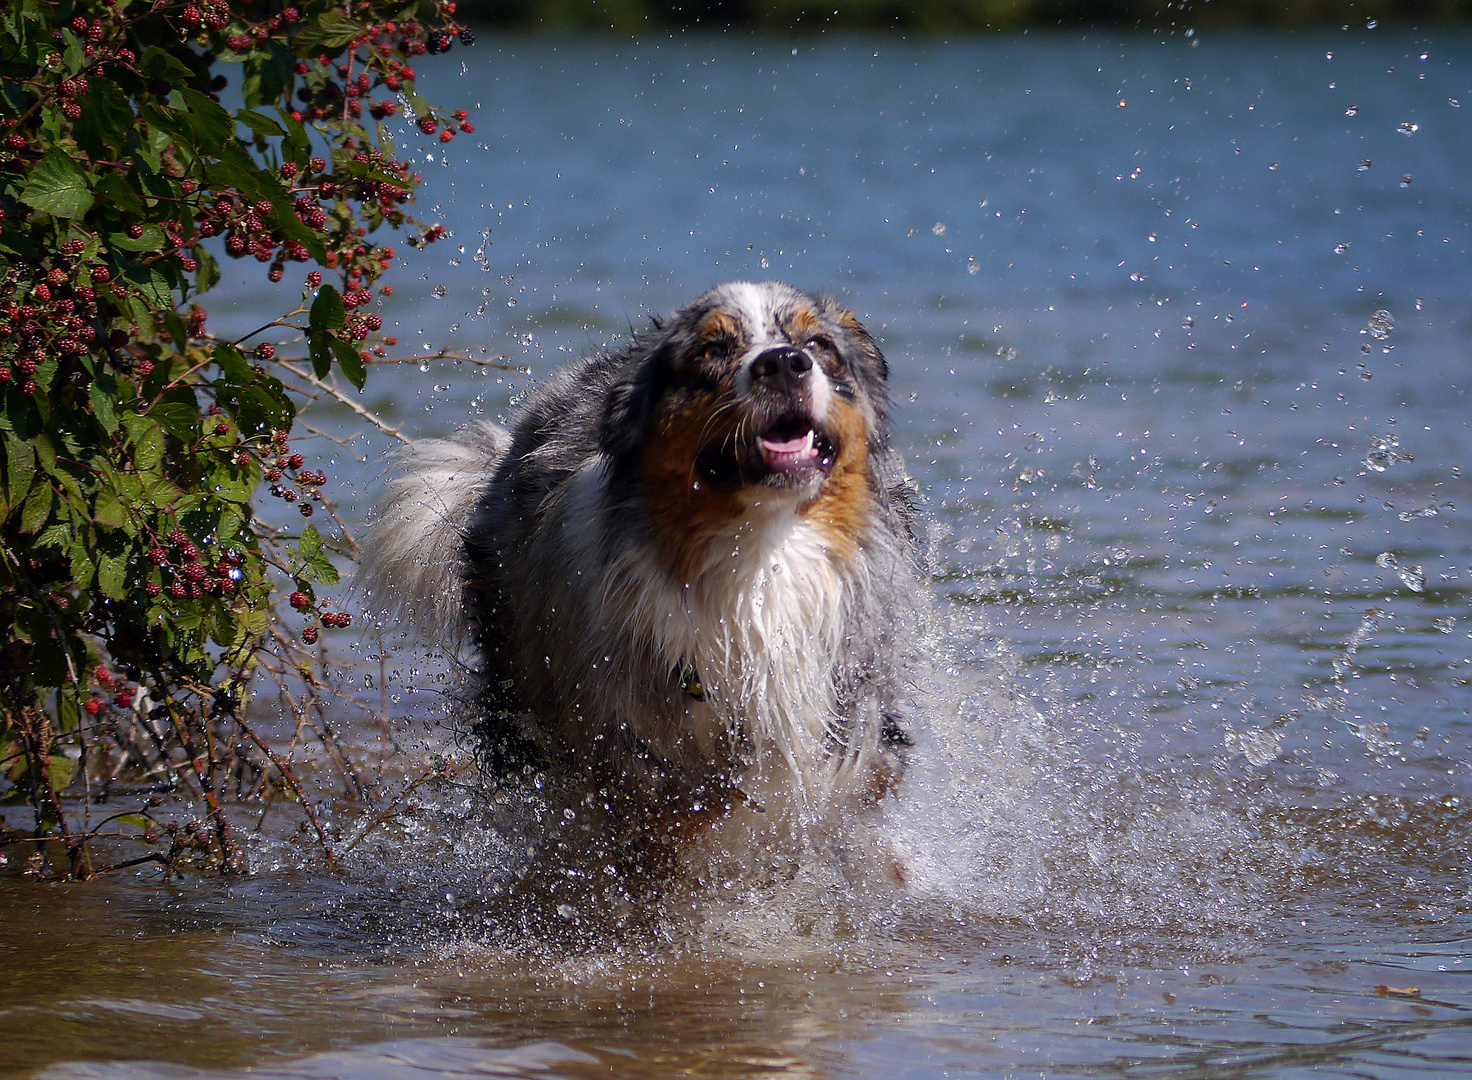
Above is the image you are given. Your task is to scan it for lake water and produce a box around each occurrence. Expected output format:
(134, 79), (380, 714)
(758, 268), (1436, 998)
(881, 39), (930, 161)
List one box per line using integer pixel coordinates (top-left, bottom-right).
(4, 28), (1471, 1079)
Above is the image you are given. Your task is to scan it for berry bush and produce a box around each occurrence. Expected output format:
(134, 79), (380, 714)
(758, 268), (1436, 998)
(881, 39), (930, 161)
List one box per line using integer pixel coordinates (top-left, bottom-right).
(0, 0), (474, 876)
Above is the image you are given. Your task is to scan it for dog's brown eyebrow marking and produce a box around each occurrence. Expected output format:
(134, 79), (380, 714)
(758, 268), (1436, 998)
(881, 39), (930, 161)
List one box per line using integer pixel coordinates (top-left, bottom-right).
(836, 309), (864, 332)
(698, 310), (740, 342)
(782, 307), (820, 339)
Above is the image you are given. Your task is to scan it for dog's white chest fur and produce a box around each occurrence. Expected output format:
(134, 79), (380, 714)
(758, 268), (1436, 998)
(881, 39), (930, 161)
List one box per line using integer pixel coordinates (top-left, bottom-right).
(619, 501), (849, 792)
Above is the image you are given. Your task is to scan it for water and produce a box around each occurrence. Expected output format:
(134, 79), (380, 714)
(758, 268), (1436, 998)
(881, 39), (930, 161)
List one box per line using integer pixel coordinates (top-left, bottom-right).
(5, 29), (1472, 1079)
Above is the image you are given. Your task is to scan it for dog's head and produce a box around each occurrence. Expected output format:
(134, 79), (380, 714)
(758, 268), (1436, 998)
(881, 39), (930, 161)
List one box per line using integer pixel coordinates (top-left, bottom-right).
(603, 282), (893, 574)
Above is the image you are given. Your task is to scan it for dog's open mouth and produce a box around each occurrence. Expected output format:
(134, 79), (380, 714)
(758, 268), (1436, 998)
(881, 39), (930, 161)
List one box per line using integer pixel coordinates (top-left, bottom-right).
(754, 414), (837, 485)
(696, 412), (839, 491)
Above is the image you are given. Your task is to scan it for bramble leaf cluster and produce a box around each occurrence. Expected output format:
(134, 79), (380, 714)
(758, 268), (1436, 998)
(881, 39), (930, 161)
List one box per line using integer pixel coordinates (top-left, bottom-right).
(0, 0), (472, 876)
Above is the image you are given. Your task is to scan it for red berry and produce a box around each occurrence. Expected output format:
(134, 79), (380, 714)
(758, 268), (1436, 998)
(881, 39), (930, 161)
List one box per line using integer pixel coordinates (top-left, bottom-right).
(114, 692), (133, 709)
(439, 129), (453, 143)
(302, 627), (318, 644)
(255, 342), (276, 360)
(289, 590), (310, 610)
(299, 503), (313, 517)
(418, 117), (437, 134)
(307, 271), (322, 287)
(288, 453), (304, 469)
(85, 698), (103, 716)
(169, 529), (188, 546)
(280, 161), (298, 179)
(63, 102), (82, 121)
(145, 581), (162, 598)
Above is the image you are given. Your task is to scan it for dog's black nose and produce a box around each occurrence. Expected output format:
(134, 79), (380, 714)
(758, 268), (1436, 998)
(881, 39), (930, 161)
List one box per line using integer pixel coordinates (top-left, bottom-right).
(751, 346), (812, 388)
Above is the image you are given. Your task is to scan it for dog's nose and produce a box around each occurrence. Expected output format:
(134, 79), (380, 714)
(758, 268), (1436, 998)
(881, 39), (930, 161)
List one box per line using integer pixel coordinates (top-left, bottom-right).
(751, 346), (812, 388)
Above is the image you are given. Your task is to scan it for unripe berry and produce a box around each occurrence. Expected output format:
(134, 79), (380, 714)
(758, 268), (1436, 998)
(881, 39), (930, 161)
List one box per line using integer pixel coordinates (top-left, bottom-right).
(288, 453), (304, 469)
(255, 342), (275, 360)
(302, 626), (318, 644)
(280, 161), (298, 179)
(289, 590), (310, 610)
(145, 581), (162, 598)
(418, 117), (437, 134)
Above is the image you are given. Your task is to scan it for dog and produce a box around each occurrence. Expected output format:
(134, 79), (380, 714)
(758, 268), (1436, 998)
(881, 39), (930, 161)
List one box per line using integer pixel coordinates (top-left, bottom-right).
(362, 282), (924, 837)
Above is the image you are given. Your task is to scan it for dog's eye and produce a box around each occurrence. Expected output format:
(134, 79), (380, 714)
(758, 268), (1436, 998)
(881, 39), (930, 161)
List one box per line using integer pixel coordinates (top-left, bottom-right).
(808, 334), (837, 355)
(696, 337), (732, 362)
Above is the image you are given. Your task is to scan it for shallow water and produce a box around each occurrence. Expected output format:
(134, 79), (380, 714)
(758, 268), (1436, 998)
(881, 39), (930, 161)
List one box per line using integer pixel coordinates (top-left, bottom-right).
(4, 28), (1471, 1079)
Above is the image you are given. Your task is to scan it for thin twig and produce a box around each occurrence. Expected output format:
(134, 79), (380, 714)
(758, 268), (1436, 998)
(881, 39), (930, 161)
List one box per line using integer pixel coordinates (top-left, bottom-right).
(275, 359), (411, 443)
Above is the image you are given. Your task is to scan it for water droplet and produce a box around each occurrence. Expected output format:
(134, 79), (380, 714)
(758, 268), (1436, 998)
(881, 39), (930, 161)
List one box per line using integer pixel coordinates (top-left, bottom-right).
(1399, 174), (1413, 187)
(431, 284), (447, 299)
(1225, 726), (1282, 766)
(966, 258), (980, 275)
(1366, 17), (1378, 28)
(931, 222), (947, 236)
(1397, 121), (1419, 136)
(1366, 309), (1394, 339)
(1333, 242), (1350, 254)
(1345, 104), (1359, 117)
(1357, 158), (1372, 171)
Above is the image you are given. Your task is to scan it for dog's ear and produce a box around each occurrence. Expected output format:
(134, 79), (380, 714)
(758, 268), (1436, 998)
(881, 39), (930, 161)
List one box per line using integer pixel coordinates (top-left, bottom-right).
(600, 333), (674, 463)
(832, 304), (889, 384)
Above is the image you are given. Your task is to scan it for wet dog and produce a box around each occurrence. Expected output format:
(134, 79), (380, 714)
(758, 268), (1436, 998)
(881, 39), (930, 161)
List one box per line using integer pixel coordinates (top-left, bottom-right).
(362, 282), (923, 830)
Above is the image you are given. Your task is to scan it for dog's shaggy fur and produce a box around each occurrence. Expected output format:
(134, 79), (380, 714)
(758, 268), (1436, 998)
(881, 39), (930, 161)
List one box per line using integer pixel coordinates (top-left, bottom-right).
(362, 282), (923, 822)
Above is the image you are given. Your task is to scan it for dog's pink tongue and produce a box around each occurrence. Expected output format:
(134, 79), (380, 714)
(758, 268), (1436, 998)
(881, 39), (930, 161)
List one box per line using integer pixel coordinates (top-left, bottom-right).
(760, 430), (819, 471)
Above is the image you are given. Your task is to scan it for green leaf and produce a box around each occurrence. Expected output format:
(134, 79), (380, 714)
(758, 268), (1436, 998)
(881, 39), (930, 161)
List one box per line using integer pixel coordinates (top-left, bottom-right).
(90, 380), (119, 434)
(150, 400), (198, 441)
(331, 337), (367, 391)
(235, 108), (286, 140)
(19, 149), (94, 218)
(74, 78), (136, 160)
(93, 485), (128, 529)
(31, 431), (55, 474)
(213, 342), (251, 383)
(308, 333), (331, 379)
(193, 246), (221, 293)
(295, 11), (367, 53)
(108, 224), (165, 252)
(177, 88), (234, 148)
(138, 46), (196, 86)
(20, 481), (52, 533)
(124, 262), (174, 308)
(130, 420), (166, 471)
(93, 170), (144, 215)
(241, 41), (294, 110)
(4, 436), (36, 508)
(309, 285), (345, 331)
(46, 750), (76, 795)
(298, 522), (323, 561)
(97, 554), (127, 599)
